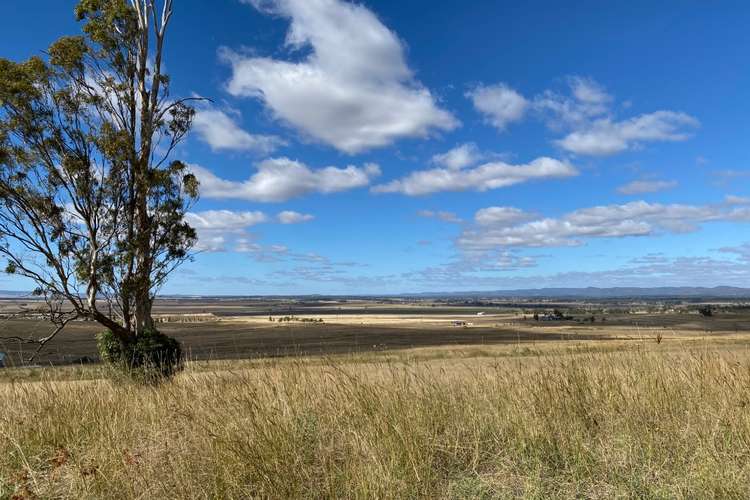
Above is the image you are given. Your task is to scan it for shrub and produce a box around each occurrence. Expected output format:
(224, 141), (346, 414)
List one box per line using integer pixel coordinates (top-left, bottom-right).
(97, 328), (183, 384)
(698, 306), (713, 317)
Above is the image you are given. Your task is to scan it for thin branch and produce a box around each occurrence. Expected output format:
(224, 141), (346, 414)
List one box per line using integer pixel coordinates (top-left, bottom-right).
(27, 315), (77, 363)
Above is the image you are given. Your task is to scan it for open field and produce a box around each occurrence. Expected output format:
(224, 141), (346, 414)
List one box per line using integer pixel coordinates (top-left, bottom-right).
(2, 297), (749, 366)
(3, 340), (750, 498)
(4, 298), (750, 497)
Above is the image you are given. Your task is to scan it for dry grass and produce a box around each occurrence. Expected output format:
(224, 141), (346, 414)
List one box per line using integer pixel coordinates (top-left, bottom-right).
(2, 343), (750, 499)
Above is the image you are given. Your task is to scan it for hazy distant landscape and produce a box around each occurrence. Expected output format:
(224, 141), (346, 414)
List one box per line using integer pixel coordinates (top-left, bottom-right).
(2, 291), (749, 367)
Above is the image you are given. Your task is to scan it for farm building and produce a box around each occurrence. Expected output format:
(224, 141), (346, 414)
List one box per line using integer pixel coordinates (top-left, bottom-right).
(452, 321), (473, 327)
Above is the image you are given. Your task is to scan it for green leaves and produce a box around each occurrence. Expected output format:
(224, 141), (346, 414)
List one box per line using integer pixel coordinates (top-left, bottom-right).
(48, 36), (88, 73)
(97, 327), (184, 383)
(182, 172), (199, 199)
(76, 0), (137, 54)
(168, 102), (195, 137)
(0, 57), (47, 105)
(0, 0), (198, 344)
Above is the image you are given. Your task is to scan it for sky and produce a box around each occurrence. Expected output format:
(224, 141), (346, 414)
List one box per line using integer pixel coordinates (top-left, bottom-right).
(1, 0), (750, 295)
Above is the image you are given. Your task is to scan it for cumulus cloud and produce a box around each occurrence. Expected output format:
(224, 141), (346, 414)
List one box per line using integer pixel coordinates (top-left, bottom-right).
(474, 206), (535, 226)
(617, 179), (678, 195)
(277, 210), (315, 224)
(569, 77), (611, 108)
(224, 0), (458, 154)
(190, 158), (380, 202)
(372, 157), (577, 196)
(184, 209), (317, 253)
(463, 77), (698, 156)
(192, 235), (228, 253)
(530, 77), (699, 156)
(534, 77), (612, 128)
(185, 210), (268, 231)
(431, 143), (483, 170)
(185, 210), (269, 252)
(192, 105), (285, 154)
(459, 200), (750, 250)
(556, 111), (699, 156)
(467, 83), (528, 131)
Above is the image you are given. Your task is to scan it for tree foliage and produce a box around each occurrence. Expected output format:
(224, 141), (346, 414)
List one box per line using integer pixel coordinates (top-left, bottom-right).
(0, 0), (199, 363)
(97, 327), (183, 383)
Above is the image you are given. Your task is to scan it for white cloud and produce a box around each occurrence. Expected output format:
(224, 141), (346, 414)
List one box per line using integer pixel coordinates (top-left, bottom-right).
(467, 83), (528, 131)
(617, 179), (678, 195)
(431, 143), (483, 170)
(191, 158), (380, 202)
(405, 254), (750, 289)
(372, 157), (577, 196)
(193, 235), (228, 253)
(185, 210), (268, 252)
(185, 210), (268, 231)
(224, 0), (458, 154)
(234, 239), (361, 269)
(534, 77), (612, 129)
(718, 243), (750, 262)
(192, 105), (285, 154)
(532, 77), (698, 156)
(184, 209), (318, 253)
(495, 251), (538, 270)
(556, 111), (699, 156)
(417, 210), (462, 223)
(569, 77), (611, 108)
(725, 195), (750, 206)
(459, 200), (750, 250)
(234, 239), (263, 253)
(235, 240), (293, 261)
(474, 206), (534, 226)
(400, 250), (542, 288)
(277, 210), (315, 224)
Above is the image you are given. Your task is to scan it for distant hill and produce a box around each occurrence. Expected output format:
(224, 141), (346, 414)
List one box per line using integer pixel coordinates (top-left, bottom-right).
(410, 287), (750, 299)
(0, 290), (32, 299)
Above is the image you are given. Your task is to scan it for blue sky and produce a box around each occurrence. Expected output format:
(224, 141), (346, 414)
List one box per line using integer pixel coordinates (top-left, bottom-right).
(2, 0), (750, 294)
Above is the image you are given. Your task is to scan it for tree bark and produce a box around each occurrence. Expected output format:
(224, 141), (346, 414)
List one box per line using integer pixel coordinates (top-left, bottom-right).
(132, 0), (162, 335)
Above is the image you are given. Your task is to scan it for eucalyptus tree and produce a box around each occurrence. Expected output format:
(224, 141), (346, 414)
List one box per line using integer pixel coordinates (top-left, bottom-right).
(0, 0), (200, 363)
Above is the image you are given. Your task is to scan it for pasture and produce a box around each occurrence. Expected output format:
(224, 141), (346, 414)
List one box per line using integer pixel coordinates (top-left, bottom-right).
(3, 298), (750, 498)
(3, 339), (750, 498)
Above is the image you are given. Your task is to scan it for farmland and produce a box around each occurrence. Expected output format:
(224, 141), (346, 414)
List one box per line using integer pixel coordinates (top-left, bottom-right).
(2, 297), (748, 367)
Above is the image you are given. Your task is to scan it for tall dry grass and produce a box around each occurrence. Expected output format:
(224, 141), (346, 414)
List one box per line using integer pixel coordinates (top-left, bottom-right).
(2, 346), (750, 498)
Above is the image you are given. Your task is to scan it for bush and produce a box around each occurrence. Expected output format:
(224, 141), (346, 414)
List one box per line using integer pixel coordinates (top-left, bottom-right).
(97, 328), (183, 384)
(698, 306), (713, 317)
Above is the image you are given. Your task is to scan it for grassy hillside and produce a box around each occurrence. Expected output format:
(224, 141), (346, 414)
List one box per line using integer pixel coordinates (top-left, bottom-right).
(2, 343), (750, 498)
